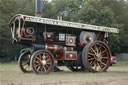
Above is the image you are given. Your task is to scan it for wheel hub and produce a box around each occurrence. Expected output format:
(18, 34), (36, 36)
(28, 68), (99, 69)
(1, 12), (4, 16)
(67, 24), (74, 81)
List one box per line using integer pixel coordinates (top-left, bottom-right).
(41, 60), (47, 65)
(96, 53), (102, 61)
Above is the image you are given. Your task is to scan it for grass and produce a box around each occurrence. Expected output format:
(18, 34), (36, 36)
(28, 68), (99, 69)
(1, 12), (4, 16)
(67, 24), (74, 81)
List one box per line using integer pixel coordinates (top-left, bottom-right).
(0, 61), (128, 85)
(114, 61), (128, 66)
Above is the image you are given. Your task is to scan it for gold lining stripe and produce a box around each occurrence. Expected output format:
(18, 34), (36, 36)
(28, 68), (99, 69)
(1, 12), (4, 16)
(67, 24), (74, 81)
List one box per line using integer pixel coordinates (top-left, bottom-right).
(45, 44), (48, 50)
(64, 47), (67, 51)
(54, 45), (57, 53)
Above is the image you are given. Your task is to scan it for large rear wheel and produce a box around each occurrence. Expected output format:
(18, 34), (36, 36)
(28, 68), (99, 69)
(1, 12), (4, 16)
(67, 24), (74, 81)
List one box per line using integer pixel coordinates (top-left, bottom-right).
(82, 41), (111, 72)
(30, 50), (54, 74)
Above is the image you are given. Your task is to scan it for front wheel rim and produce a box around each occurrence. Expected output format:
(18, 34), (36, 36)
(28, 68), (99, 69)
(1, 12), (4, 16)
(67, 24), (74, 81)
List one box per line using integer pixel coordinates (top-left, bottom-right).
(32, 51), (54, 74)
(18, 51), (32, 73)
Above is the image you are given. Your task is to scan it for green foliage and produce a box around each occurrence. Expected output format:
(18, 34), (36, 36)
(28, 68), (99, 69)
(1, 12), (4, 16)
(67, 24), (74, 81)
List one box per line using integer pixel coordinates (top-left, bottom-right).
(101, 0), (128, 53)
(42, 1), (57, 19)
(43, 0), (81, 21)
(0, 0), (34, 57)
(72, 0), (114, 26)
(0, 0), (128, 58)
(0, 0), (17, 56)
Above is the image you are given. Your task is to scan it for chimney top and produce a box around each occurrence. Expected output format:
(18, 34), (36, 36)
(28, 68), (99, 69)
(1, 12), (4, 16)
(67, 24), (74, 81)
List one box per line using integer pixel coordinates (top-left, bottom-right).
(35, 0), (42, 17)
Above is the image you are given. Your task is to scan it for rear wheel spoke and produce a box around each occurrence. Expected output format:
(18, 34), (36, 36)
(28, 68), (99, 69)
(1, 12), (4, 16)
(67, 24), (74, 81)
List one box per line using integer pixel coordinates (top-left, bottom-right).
(88, 52), (94, 56)
(88, 57), (95, 61)
(90, 60), (96, 66)
(101, 50), (106, 55)
(98, 45), (102, 53)
(94, 62), (97, 70)
(102, 57), (108, 59)
(97, 62), (102, 71)
(91, 48), (96, 54)
(99, 60), (106, 66)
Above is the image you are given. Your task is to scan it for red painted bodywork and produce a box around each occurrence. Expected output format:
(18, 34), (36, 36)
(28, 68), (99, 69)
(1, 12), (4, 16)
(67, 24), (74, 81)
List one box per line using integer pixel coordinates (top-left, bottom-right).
(65, 51), (77, 60)
(46, 43), (76, 60)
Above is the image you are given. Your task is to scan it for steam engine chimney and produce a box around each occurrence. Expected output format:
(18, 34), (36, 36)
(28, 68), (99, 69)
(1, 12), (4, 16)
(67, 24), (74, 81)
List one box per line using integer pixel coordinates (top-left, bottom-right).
(35, 0), (42, 17)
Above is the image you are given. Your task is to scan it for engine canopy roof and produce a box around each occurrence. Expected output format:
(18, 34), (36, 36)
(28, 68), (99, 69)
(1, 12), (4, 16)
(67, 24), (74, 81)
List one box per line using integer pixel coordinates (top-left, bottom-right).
(9, 14), (119, 33)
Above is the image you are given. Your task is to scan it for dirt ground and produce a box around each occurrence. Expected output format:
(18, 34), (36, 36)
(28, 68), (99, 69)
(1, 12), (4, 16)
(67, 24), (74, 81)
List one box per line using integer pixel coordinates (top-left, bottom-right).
(0, 61), (128, 85)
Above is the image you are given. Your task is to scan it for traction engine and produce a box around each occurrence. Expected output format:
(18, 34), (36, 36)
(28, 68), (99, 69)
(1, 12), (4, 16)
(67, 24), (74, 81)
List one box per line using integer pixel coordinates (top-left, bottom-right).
(9, 0), (119, 74)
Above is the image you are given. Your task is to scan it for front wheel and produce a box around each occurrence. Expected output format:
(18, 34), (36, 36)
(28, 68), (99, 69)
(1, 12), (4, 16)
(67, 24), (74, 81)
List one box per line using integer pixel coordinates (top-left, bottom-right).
(30, 50), (54, 74)
(82, 41), (111, 72)
(18, 51), (32, 73)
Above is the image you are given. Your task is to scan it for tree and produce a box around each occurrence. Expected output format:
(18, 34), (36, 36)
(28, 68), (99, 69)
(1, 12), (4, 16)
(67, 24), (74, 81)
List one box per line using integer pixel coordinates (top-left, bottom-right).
(72, 0), (114, 26)
(0, 0), (35, 57)
(101, 0), (128, 53)
(0, 0), (128, 59)
(43, 0), (81, 21)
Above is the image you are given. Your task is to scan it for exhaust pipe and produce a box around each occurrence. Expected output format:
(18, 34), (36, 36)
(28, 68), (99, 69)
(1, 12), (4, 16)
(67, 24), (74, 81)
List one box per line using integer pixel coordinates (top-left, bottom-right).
(35, 0), (42, 17)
